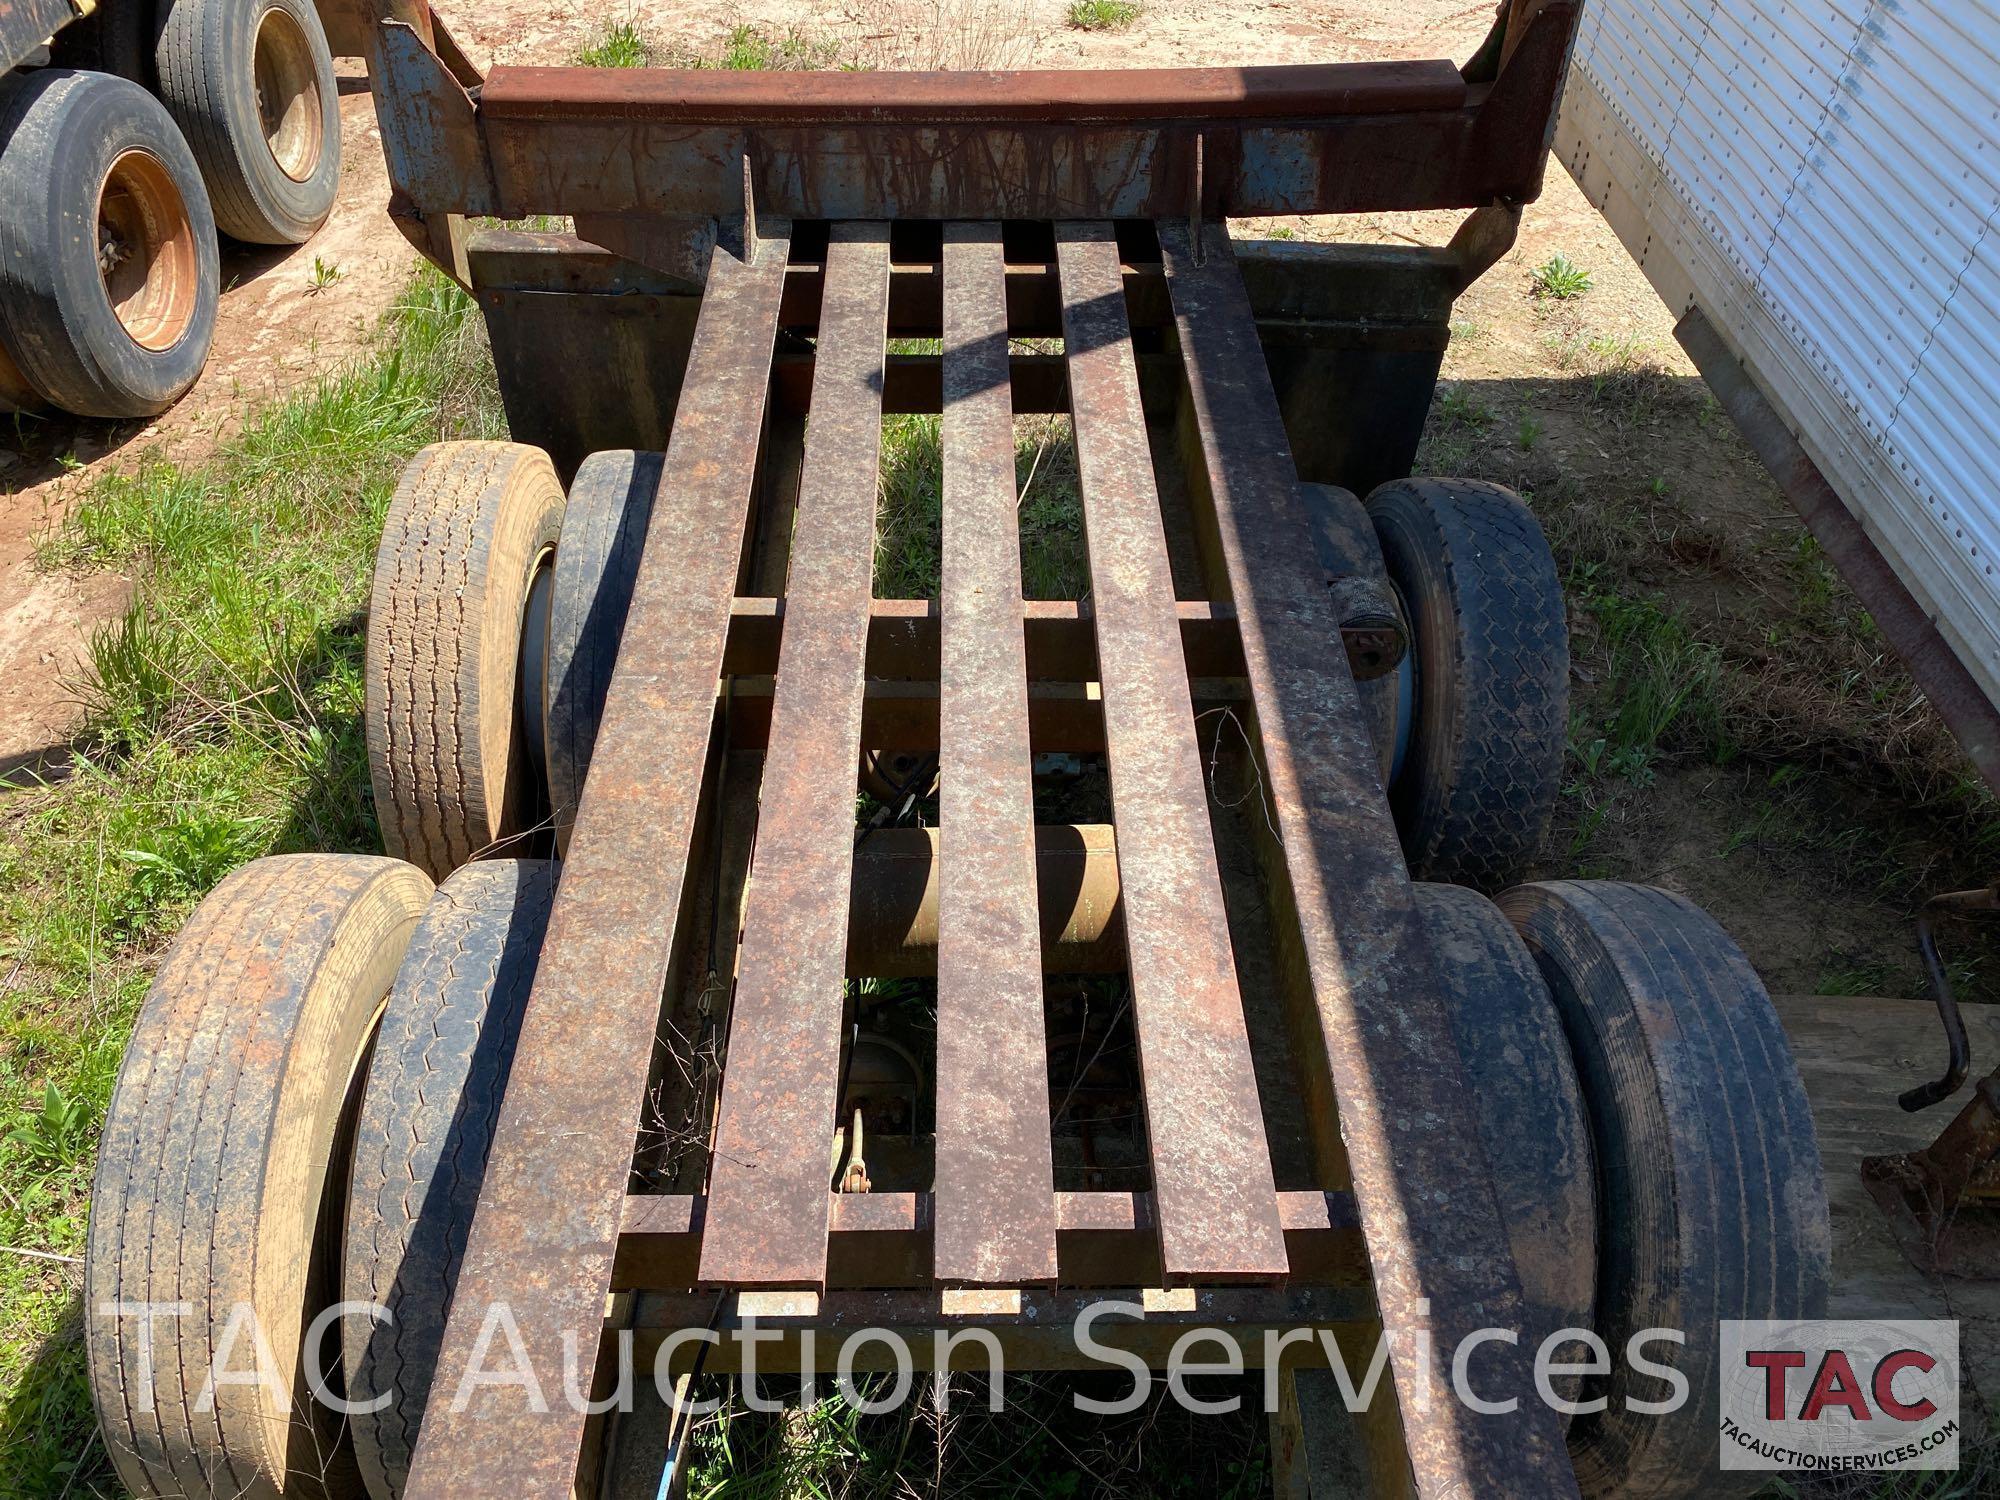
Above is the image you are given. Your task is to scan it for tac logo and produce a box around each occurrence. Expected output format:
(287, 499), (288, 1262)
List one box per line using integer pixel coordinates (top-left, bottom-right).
(1719, 1320), (1959, 1472)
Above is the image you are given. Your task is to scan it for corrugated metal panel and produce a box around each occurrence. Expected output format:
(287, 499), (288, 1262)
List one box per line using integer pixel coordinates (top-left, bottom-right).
(1561, 0), (2000, 709)
(1575, 0), (1710, 171)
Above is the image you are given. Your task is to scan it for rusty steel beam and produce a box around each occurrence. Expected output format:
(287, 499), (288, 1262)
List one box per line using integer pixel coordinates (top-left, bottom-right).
(724, 593), (1404, 687)
(722, 596), (1244, 680)
(933, 224), (1061, 1286)
(629, 1285), (1376, 1373)
(1057, 222), (1288, 1284)
(480, 61), (1466, 124)
(614, 1189), (1365, 1291)
(721, 674), (1246, 755)
(697, 225), (891, 1290)
(453, 12), (1578, 222)
(847, 825), (1122, 978)
(403, 222), (791, 1500)
(777, 246), (1459, 341)
(1160, 221), (1578, 1496)
(773, 349), (1068, 417)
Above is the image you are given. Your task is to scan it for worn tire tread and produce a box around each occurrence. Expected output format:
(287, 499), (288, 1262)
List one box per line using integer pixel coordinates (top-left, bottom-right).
(365, 442), (563, 879)
(154, 0), (341, 244)
(343, 859), (555, 1500)
(1413, 883), (1596, 1352)
(543, 449), (662, 851)
(86, 854), (432, 1500)
(1369, 477), (1567, 890)
(1499, 880), (1831, 1498)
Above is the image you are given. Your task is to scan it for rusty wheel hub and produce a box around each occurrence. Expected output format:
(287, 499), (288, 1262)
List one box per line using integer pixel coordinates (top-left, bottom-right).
(95, 149), (200, 352)
(253, 5), (323, 183)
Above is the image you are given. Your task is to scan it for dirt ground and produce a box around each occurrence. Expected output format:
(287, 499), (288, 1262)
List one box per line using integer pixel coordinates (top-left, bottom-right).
(0, 0), (1980, 1009)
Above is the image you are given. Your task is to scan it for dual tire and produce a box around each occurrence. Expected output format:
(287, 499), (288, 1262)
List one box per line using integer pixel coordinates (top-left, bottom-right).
(1429, 879), (1831, 1495)
(1300, 476), (1569, 890)
(85, 855), (1830, 1500)
(156, 0), (342, 246)
(0, 69), (218, 417)
(85, 853), (554, 1500)
(0, 0), (338, 417)
(365, 444), (665, 873)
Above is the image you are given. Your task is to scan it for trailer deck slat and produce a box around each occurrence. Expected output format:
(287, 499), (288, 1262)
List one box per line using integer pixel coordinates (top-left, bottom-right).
(933, 223), (1061, 1286)
(1054, 221), (1288, 1283)
(697, 223), (892, 1290)
(1158, 220), (1579, 1494)
(402, 223), (791, 1500)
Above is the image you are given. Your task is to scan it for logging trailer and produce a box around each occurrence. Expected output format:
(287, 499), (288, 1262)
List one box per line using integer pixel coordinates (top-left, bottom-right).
(80, 2), (1834, 1495)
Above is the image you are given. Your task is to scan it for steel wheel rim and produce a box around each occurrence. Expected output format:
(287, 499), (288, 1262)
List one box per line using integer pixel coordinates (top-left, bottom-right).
(254, 5), (323, 183)
(96, 149), (200, 352)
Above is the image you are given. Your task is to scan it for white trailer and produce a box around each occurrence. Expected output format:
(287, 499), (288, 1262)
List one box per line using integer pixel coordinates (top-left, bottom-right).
(1557, 0), (2000, 787)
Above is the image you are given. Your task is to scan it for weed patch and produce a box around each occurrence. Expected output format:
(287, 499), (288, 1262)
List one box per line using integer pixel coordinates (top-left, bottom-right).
(1568, 571), (1729, 783)
(1531, 253), (1592, 300)
(875, 389), (1086, 602)
(0, 269), (499, 1493)
(675, 21), (845, 70)
(577, 16), (650, 67)
(1067, 0), (1142, 29)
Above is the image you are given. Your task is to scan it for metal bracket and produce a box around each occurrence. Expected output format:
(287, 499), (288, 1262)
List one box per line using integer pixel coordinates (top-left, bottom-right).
(572, 215), (718, 295)
(1445, 198), (1521, 293)
(1863, 1070), (2000, 1278)
(372, 20), (500, 218)
(1903, 885), (2000, 1112)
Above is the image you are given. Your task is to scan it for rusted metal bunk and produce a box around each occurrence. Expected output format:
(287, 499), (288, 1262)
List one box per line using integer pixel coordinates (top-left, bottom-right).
(80, 4), (1835, 1497)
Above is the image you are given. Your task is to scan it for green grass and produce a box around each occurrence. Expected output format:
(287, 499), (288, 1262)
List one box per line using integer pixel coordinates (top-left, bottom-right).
(0, 269), (500, 1495)
(577, 17), (651, 67)
(1567, 570), (1729, 787)
(703, 23), (841, 71)
(1434, 384), (1493, 431)
(1066, 0), (1143, 30)
(1530, 252), (1593, 300)
(679, 1374), (1272, 1497)
(874, 346), (1087, 601)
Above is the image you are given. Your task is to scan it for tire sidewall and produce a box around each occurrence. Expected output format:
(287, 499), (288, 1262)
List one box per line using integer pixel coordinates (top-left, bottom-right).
(1369, 488), (1467, 830)
(0, 71), (219, 417)
(545, 450), (665, 851)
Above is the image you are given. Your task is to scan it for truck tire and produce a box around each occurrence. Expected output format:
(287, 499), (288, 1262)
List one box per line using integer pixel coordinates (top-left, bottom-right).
(1367, 477), (1567, 891)
(0, 69), (217, 417)
(1413, 884), (1595, 1371)
(544, 449), (661, 851)
(86, 854), (432, 1500)
(344, 860), (555, 1500)
(1499, 880), (1831, 1497)
(155, 0), (340, 244)
(49, 0), (154, 86)
(367, 442), (564, 879)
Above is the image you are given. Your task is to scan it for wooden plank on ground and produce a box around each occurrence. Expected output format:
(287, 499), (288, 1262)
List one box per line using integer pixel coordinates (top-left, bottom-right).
(405, 222), (792, 1500)
(933, 222), (1060, 1285)
(697, 223), (891, 1289)
(1772, 993), (2000, 1405)
(1054, 220), (1287, 1282)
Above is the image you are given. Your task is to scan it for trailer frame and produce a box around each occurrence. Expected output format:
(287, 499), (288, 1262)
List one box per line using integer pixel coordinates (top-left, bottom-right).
(346, 5), (1595, 1496)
